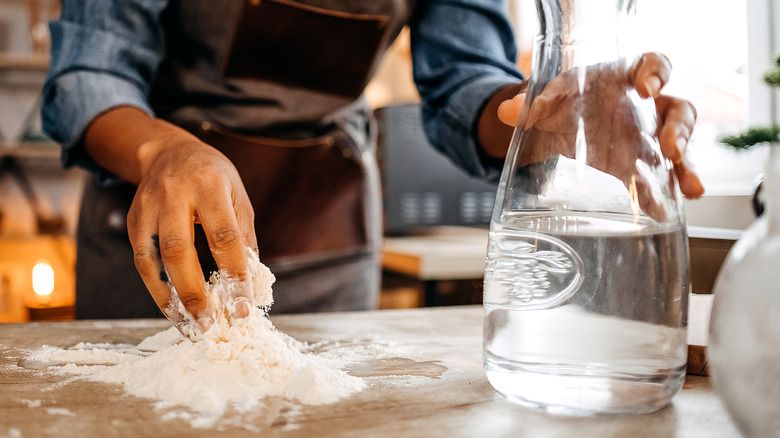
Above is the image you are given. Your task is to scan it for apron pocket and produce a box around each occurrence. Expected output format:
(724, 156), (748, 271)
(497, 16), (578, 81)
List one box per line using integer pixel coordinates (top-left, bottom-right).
(222, 0), (390, 97)
(194, 123), (369, 265)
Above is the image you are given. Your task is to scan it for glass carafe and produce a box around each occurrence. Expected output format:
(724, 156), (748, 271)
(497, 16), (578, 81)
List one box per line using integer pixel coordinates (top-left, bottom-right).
(483, 0), (690, 415)
(709, 145), (780, 438)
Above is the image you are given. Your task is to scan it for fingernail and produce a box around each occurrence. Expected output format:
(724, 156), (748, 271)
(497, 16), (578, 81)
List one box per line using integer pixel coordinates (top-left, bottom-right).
(644, 76), (661, 97)
(231, 297), (252, 320)
(198, 314), (215, 332)
(232, 275), (254, 320)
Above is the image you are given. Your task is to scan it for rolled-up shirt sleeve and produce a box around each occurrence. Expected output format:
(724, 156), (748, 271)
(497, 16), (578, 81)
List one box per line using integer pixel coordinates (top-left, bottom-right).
(41, 0), (168, 184)
(410, 0), (523, 182)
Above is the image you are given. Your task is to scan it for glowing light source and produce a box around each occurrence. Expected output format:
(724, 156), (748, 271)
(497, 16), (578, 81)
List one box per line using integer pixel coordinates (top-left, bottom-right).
(32, 261), (54, 298)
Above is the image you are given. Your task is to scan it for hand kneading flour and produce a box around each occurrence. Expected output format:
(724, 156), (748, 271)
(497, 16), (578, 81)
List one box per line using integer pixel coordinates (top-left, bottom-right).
(25, 248), (368, 428)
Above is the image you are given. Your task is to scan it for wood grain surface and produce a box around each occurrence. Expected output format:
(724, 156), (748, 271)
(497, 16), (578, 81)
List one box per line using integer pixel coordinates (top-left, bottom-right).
(0, 306), (739, 437)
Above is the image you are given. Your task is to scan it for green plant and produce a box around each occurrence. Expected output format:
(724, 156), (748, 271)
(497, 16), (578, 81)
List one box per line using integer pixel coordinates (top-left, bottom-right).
(720, 55), (780, 150)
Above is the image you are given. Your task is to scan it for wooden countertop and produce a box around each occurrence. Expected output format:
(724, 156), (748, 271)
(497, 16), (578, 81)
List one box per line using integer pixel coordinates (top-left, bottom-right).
(382, 226), (489, 280)
(0, 306), (739, 437)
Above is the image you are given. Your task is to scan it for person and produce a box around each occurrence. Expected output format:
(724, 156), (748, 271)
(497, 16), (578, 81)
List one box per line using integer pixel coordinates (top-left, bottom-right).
(42, 0), (703, 335)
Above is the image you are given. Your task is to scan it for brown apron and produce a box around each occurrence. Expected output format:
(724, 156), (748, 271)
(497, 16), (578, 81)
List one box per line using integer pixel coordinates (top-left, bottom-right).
(75, 0), (413, 318)
(190, 122), (369, 268)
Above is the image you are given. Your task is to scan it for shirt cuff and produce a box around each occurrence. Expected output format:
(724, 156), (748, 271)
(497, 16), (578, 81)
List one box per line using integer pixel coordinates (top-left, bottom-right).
(42, 71), (154, 185)
(422, 74), (521, 183)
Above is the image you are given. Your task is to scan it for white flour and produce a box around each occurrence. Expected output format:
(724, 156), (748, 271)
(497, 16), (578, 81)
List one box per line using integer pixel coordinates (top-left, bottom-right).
(46, 408), (76, 417)
(25, 249), (370, 428)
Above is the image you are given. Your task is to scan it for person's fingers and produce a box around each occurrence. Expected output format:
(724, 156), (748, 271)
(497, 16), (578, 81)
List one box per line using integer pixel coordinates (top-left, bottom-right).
(497, 92), (527, 127)
(235, 191), (258, 253)
(198, 186), (255, 321)
(627, 173), (669, 223)
(675, 154), (705, 199)
(655, 95), (697, 165)
(127, 197), (190, 333)
(628, 52), (672, 99)
(523, 95), (555, 129)
(157, 202), (214, 331)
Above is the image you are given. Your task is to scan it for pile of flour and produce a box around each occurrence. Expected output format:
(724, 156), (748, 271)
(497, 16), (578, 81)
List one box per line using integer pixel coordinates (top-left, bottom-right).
(25, 249), (367, 428)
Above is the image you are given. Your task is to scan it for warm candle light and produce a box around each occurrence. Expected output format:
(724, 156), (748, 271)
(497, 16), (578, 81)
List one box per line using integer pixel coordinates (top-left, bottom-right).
(32, 261), (54, 298)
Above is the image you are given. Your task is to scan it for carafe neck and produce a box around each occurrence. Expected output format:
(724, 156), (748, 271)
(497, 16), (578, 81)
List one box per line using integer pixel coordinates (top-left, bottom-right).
(534, 0), (638, 73)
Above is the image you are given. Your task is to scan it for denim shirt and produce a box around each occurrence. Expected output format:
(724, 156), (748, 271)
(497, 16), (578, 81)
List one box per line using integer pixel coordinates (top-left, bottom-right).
(42, 0), (523, 183)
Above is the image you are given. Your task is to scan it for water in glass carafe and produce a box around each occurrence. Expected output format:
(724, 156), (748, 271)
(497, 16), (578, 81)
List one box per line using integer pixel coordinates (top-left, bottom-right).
(483, 0), (690, 415)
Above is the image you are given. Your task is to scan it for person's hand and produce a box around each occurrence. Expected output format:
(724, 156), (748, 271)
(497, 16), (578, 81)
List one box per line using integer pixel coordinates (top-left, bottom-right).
(84, 107), (257, 338)
(126, 133), (257, 337)
(496, 52), (704, 214)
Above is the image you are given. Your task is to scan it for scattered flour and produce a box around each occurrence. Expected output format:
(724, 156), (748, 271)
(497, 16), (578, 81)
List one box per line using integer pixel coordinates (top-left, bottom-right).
(19, 400), (41, 408)
(24, 249), (371, 428)
(46, 408), (76, 417)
